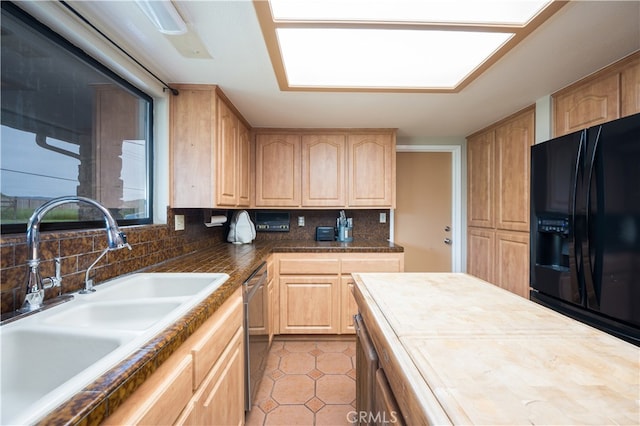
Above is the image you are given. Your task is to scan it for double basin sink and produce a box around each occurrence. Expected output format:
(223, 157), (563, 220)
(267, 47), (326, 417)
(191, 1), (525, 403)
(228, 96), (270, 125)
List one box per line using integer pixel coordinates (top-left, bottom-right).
(0, 272), (229, 425)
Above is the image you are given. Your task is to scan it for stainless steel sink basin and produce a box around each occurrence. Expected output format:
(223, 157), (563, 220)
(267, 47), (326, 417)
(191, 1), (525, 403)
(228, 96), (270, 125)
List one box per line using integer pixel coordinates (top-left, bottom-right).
(0, 272), (229, 425)
(43, 301), (184, 330)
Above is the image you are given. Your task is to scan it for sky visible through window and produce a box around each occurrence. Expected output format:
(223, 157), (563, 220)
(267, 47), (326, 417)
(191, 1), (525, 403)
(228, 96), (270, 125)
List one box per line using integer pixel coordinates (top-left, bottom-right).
(1, 126), (80, 198)
(1, 125), (146, 201)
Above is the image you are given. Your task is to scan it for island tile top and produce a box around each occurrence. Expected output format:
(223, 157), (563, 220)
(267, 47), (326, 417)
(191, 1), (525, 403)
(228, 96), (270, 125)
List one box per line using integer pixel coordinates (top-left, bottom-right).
(353, 272), (640, 426)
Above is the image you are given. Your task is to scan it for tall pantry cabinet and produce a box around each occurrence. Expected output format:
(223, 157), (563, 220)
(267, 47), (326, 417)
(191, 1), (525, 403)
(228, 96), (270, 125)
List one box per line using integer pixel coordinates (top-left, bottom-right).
(467, 106), (534, 298)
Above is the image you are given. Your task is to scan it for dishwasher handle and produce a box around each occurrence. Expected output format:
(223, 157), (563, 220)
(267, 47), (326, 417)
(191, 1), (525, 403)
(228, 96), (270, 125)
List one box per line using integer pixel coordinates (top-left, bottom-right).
(243, 261), (267, 301)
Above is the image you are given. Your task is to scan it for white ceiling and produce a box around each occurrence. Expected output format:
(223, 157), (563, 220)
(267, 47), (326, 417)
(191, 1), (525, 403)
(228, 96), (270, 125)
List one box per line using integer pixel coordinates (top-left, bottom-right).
(56, 1), (640, 140)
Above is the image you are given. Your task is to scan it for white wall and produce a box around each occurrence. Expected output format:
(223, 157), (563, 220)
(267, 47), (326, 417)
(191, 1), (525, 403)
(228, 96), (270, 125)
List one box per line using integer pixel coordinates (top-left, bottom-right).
(535, 95), (553, 144)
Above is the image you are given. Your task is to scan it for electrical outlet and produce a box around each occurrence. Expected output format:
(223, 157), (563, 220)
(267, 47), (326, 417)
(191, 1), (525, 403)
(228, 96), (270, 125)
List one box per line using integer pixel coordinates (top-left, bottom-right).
(174, 214), (185, 231)
(298, 216), (305, 227)
(379, 213), (387, 223)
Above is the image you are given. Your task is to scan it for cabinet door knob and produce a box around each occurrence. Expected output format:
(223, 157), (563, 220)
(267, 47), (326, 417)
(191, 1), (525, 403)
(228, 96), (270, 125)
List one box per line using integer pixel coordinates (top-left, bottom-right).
(444, 238), (452, 245)
(444, 226), (451, 232)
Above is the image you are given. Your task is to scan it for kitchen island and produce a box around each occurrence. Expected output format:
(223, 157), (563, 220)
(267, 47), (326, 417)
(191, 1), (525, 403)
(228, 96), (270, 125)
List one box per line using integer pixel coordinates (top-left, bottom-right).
(353, 273), (639, 425)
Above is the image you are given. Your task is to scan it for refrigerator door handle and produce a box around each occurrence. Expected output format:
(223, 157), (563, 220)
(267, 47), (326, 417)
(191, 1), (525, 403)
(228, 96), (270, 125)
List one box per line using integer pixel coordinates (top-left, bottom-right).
(584, 126), (602, 308)
(572, 131), (585, 303)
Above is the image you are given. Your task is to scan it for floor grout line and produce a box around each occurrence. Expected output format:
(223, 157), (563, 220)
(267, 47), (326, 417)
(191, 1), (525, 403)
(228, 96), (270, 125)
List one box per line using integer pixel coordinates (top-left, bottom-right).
(246, 338), (357, 426)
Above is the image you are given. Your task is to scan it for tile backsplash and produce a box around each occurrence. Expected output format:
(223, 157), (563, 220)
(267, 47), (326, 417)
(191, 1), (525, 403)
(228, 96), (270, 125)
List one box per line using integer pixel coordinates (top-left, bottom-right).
(0, 208), (389, 314)
(250, 209), (390, 241)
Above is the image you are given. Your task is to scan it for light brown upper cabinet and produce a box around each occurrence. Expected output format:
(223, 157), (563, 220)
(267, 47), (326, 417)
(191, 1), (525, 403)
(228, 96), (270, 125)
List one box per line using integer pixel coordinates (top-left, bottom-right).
(170, 84), (251, 208)
(217, 99), (251, 207)
(255, 133), (301, 207)
(553, 51), (640, 137)
(254, 129), (396, 209)
(302, 134), (346, 207)
(621, 54), (640, 117)
(467, 130), (494, 229)
(495, 109), (534, 232)
(347, 133), (396, 208)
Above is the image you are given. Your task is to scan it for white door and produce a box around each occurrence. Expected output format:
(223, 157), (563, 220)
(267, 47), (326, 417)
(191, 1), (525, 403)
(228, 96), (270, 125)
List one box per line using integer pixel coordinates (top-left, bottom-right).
(395, 152), (452, 272)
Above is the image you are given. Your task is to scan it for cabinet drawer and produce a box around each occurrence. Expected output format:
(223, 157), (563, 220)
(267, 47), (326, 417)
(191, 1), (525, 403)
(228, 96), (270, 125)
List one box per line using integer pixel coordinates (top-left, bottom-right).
(104, 355), (193, 425)
(191, 329), (244, 426)
(342, 257), (402, 273)
(191, 294), (243, 388)
(279, 258), (340, 275)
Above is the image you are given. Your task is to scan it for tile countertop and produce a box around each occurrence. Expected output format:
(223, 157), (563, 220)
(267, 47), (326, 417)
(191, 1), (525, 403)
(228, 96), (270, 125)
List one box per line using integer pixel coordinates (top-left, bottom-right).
(352, 272), (640, 426)
(38, 239), (401, 425)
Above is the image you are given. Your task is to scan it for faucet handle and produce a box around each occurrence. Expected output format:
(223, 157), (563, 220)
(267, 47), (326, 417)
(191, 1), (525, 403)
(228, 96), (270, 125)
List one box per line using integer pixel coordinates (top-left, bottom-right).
(110, 231), (132, 250)
(42, 257), (62, 290)
(119, 232), (132, 251)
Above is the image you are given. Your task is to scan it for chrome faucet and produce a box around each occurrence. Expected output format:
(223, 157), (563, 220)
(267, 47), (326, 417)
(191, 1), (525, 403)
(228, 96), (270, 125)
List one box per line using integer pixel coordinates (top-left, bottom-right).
(21, 196), (132, 312)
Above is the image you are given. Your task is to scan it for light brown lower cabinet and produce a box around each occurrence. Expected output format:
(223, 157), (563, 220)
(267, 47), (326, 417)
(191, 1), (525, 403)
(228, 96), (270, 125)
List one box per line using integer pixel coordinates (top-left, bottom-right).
(274, 253), (404, 335)
(467, 227), (530, 298)
(279, 275), (341, 334)
(467, 227), (495, 284)
(176, 329), (244, 425)
(495, 230), (530, 299)
(104, 288), (244, 426)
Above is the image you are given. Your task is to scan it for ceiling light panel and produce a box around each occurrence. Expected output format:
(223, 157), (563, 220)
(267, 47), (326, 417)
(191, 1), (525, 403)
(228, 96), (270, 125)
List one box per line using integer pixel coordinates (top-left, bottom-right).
(256, 0), (564, 91)
(270, 0), (553, 25)
(276, 28), (513, 89)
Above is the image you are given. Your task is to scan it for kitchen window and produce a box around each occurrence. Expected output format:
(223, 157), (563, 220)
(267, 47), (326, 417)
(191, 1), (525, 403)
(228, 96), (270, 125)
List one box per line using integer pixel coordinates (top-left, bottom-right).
(0, 2), (153, 234)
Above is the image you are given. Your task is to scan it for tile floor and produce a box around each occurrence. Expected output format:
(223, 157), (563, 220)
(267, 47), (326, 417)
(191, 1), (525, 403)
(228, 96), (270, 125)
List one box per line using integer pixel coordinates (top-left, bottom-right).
(245, 337), (357, 426)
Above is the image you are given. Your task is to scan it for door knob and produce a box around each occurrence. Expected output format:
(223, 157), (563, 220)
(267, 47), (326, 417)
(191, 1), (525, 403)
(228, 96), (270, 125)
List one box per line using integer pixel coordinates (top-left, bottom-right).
(444, 238), (452, 245)
(444, 226), (451, 232)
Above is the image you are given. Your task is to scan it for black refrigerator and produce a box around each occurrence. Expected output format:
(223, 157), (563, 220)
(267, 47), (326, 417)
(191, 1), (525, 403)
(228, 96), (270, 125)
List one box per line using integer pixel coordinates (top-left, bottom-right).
(530, 112), (640, 345)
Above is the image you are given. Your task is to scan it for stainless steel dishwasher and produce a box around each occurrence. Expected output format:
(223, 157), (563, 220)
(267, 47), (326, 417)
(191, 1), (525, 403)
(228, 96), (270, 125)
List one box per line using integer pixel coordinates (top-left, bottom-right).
(243, 261), (270, 411)
(355, 312), (377, 423)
